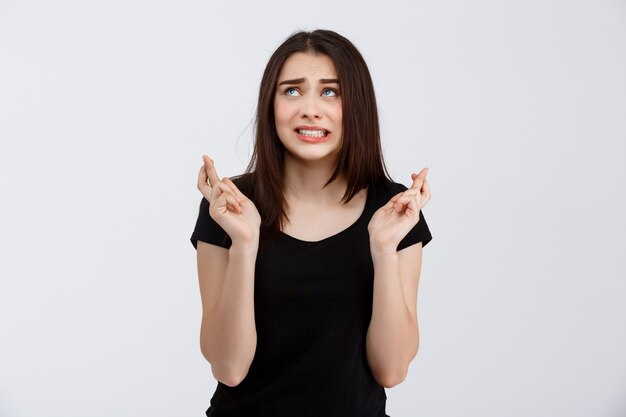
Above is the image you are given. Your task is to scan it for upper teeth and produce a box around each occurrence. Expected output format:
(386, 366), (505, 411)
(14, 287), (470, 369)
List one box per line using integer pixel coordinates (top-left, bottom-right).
(298, 129), (327, 137)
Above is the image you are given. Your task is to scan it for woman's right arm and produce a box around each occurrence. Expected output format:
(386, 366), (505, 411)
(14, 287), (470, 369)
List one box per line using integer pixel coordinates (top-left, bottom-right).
(195, 155), (262, 387)
(197, 236), (258, 387)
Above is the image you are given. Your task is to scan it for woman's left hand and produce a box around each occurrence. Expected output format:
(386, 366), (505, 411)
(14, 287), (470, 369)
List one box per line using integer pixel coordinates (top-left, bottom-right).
(367, 168), (431, 254)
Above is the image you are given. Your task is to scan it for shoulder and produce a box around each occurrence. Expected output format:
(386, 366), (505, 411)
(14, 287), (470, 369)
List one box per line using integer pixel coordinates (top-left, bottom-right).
(370, 178), (410, 201)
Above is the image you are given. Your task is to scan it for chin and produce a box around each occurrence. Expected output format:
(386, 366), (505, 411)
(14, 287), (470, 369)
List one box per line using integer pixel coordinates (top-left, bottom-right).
(287, 149), (341, 164)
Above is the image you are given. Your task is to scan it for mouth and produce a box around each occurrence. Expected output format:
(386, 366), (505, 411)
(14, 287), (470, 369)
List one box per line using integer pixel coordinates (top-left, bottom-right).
(294, 128), (330, 139)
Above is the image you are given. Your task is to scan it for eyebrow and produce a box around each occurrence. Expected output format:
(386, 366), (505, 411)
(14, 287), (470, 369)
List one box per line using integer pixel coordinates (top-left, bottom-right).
(278, 78), (340, 86)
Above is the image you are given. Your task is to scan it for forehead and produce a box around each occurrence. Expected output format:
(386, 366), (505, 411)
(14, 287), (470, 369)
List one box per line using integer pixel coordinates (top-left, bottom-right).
(277, 52), (338, 81)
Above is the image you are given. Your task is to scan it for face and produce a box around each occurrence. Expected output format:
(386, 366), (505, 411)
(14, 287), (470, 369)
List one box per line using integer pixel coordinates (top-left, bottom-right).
(273, 52), (342, 165)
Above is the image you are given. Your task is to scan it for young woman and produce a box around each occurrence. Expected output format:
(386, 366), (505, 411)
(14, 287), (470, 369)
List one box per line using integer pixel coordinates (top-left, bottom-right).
(190, 29), (432, 417)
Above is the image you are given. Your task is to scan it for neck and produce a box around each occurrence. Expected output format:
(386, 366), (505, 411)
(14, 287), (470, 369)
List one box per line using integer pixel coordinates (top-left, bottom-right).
(282, 154), (347, 205)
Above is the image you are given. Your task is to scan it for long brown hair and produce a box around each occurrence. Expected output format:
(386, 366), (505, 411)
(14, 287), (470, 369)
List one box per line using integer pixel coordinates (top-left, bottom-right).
(239, 29), (393, 252)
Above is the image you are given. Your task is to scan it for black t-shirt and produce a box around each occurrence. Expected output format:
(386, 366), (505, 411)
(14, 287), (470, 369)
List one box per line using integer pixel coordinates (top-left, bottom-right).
(190, 175), (432, 417)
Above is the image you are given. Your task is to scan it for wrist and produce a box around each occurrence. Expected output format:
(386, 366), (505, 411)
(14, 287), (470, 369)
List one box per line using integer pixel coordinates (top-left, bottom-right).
(231, 233), (260, 253)
(369, 234), (396, 252)
(369, 239), (399, 261)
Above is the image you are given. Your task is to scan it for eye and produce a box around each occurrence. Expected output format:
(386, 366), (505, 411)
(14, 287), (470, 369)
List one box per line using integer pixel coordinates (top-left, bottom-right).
(284, 87), (300, 96)
(322, 88), (339, 97)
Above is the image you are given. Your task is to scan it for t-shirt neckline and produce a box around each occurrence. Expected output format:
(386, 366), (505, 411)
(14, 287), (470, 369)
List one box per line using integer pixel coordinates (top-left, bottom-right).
(278, 187), (372, 244)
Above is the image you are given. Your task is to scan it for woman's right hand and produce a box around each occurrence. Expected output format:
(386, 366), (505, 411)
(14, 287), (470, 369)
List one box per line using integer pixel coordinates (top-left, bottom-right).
(197, 155), (261, 245)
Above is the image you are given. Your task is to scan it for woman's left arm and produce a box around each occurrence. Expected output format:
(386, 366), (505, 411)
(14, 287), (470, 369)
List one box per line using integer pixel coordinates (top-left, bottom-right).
(366, 243), (423, 388)
(365, 168), (430, 388)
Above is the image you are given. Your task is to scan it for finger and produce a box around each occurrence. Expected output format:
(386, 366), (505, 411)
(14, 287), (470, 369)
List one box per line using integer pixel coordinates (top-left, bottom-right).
(213, 189), (242, 213)
(422, 178), (430, 196)
(215, 177), (242, 209)
(225, 194), (242, 213)
(396, 188), (422, 205)
(216, 179), (237, 195)
(212, 189), (228, 211)
(386, 191), (404, 207)
(197, 165), (212, 199)
(401, 189), (420, 198)
(203, 155), (220, 188)
(211, 180), (239, 204)
(395, 198), (412, 213)
(421, 179), (431, 206)
(198, 165), (208, 188)
(199, 166), (237, 205)
(395, 194), (420, 213)
(222, 177), (245, 202)
(410, 168), (429, 190)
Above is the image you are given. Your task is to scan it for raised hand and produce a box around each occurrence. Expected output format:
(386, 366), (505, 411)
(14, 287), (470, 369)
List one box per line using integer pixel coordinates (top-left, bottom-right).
(367, 168), (431, 254)
(197, 155), (261, 245)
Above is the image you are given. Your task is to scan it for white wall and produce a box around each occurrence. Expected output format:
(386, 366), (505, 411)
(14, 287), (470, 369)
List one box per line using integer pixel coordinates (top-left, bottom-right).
(1, 0), (625, 416)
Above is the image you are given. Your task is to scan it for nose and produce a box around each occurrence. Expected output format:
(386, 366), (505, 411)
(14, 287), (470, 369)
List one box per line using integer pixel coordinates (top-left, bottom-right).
(301, 95), (322, 119)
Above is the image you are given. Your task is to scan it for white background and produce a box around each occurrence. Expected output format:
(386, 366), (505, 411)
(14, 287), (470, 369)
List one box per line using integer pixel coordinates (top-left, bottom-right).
(1, 0), (625, 416)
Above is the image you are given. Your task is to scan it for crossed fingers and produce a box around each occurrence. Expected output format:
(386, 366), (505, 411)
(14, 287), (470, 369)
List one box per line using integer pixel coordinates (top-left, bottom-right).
(392, 167), (431, 212)
(197, 155), (243, 212)
(410, 167), (429, 195)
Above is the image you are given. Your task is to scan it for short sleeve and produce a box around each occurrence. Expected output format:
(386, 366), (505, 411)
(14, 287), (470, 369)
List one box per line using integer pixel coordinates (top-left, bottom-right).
(394, 183), (433, 251)
(190, 197), (232, 250)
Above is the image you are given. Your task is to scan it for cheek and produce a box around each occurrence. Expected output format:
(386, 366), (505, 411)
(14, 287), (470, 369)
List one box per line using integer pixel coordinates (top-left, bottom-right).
(274, 100), (292, 126)
(330, 101), (342, 119)
(334, 106), (343, 127)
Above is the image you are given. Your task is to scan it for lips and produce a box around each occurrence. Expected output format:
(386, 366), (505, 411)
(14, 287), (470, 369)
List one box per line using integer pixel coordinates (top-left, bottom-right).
(295, 129), (331, 143)
(294, 126), (330, 138)
(294, 127), (329, 138)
